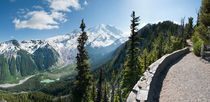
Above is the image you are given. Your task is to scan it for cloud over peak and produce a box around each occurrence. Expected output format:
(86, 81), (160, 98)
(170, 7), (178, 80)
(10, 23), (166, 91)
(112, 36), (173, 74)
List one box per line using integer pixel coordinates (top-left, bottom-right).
(13, 0), (84, 30)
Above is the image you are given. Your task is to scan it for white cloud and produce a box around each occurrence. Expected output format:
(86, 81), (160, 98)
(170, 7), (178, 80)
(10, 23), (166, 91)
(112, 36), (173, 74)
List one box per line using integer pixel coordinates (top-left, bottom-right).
(13, 11), (59, 30)
(51, 11), (67, 22)
(33, 5), (43, 10)
(84, 1), (88, 6)
(13, 0), (85, 30)
(47, 0), (81, 12)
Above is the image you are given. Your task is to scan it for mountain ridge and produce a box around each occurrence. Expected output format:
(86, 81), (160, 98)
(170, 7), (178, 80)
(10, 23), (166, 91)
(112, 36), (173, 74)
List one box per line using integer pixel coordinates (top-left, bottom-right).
(46, 24), (128, 66)
(0, 24), (128, 83)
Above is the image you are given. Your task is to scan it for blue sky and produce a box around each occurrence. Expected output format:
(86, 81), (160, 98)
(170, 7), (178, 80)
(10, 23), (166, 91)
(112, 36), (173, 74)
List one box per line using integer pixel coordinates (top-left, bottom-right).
(0, 0), (201, 42)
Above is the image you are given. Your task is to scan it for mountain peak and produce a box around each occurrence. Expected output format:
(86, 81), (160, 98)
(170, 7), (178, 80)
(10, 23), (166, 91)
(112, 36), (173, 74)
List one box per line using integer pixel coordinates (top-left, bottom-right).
(0, 39), (49, 56)
(46, 24), (128, 63)
(96, 24), (106, 28)
(88, 24), (122, 34)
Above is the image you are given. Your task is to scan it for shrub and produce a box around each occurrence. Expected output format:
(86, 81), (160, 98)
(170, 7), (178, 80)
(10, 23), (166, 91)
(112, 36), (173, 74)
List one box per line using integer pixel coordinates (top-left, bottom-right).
(193, 40), (202, 56)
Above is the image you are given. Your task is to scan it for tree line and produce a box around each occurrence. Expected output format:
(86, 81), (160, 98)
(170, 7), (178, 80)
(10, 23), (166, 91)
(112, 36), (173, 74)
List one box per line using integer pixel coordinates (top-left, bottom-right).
(0, 0), (208, 101)
(71, 0), (209, 100)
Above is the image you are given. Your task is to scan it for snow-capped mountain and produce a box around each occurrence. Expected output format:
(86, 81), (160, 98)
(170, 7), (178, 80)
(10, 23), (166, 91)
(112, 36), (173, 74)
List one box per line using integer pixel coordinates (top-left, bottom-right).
(0, 40), (49, 57)
(0, 24), (128, 82)
(86, 24), (127, 47)
(0, 39), (61, 82)
(0, 24), (128, 68)
(46, 24), (128, 66)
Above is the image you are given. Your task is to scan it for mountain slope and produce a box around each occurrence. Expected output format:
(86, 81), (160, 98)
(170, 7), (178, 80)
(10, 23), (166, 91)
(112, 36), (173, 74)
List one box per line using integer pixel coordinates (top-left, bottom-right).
(36, 21), (182, 98)
(46, 24), (128, 67)
(0, 24), (128, 83)
(0, 40), (60, 83)
(93, 21), (181, 80)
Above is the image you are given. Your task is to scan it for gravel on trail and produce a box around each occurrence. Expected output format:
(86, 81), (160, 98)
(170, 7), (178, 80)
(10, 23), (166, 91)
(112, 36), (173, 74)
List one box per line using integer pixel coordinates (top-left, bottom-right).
(159, 52), (210, 102)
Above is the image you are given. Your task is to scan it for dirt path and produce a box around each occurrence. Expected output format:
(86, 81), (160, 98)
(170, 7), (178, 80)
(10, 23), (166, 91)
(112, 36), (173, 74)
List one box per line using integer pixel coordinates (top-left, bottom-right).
(159, 53), (210, 102)
(0, 75), (35, 88)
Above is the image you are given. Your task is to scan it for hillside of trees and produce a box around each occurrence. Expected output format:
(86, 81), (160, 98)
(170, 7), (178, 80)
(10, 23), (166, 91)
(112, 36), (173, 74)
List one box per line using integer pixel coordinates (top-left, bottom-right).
(0, 0), (209, 101)
(0, 19), (189, 102)
(0, 20), (192, 102)
(0, 45), (59, 83)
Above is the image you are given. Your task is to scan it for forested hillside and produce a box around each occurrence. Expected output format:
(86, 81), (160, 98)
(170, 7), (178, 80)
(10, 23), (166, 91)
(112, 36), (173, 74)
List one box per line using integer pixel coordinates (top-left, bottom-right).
(91, 20), (187, 100)
(93, 21), (182, 80)
(0, 0), (206, 101)
(0, 20), (189, 101)
(0, 44), (59, 83)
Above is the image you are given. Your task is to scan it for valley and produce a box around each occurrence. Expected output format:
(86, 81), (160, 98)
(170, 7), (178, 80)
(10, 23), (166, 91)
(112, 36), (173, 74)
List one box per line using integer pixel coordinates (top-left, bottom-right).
(0, 24), (127, 94)
(0, 63), (75, 93)
(0, 0), (208, 101)
(0, 24), (127, 85)
(0, 75), (35, 88)
(0, 20), (195, 98)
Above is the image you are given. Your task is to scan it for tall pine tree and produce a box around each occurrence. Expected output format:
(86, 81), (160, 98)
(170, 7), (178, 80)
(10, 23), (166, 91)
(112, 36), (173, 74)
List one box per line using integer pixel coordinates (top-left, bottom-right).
(140, 48), (149, 73)
(121, 11), (142, 100)
(185, 17), (194, 39)
(114, 79), (122, 102)
(103, 81), (108, 102)
(71, 19), (93, 102)
(110, 71), (116, 102)
(96, 68), (103, 102)
(180, 17), (186, 48)
(195, 0), (210, 44)
(91, 81), (97, 102)
(196, 11), (200, 27)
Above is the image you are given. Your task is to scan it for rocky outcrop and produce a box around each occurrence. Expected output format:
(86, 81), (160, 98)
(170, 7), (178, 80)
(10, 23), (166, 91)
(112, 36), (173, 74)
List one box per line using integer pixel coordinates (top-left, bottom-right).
(126, 47), (190, 102)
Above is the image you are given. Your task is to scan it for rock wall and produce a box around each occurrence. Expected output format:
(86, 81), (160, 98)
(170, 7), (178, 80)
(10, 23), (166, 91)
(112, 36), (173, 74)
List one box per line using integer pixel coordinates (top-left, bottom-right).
(126, 47), (190, 102)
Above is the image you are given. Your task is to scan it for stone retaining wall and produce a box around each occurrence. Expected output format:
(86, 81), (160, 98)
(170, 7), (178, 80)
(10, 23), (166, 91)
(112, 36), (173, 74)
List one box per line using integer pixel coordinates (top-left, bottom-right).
(126, 47), (190, 102)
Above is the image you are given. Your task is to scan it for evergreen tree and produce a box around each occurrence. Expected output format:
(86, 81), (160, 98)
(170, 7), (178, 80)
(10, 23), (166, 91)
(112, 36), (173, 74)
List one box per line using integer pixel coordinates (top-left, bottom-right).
(103, 81), (108, 102)
(96, 68), (103, 102)
(71, 19), (93, 102)
(164, 34), (172, 54)
(114, 96), (119, 102)
(196, 11), (200, 27)
(170, 36), (182, 51)
(140, 48), (149, 73)
(200, 0), (210, 27)
(121, 11), (142, 99)
(185, 17), (194, 39)
(195, 0), (210, 44)
(180, 17), (186, 48)
(92, 81), (97, 102)
(114, 79), (122, 102)
(151, 49), (158, 63)
(110, 71), (116, 102)
(153, 33), (164, 59)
